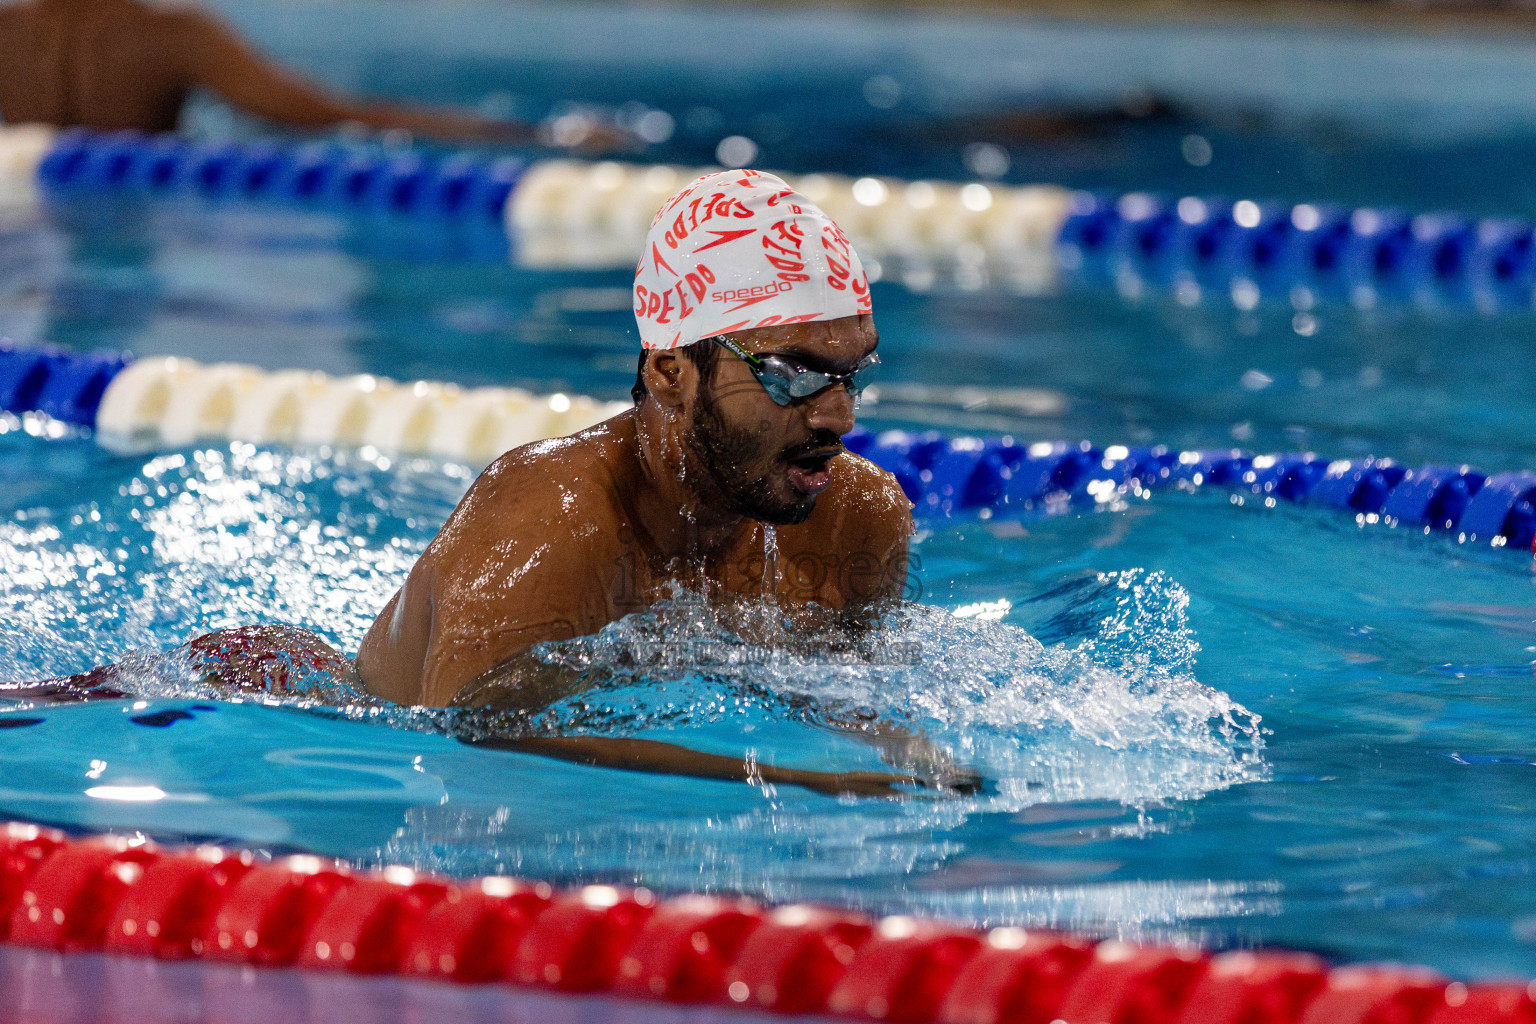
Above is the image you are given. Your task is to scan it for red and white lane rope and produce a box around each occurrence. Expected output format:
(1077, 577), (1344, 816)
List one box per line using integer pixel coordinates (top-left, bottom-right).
(1, 821), (1532, 1023)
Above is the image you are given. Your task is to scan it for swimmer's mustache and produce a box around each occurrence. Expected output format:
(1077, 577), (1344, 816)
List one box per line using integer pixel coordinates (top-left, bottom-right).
(779, 431), (845, 463)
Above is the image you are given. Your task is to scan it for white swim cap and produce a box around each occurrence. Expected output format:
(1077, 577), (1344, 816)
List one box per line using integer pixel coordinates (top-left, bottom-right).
(633, 169), (872, 350)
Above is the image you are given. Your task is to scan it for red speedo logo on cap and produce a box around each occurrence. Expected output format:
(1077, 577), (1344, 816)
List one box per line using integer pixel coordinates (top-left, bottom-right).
(711, 280), (796, 306)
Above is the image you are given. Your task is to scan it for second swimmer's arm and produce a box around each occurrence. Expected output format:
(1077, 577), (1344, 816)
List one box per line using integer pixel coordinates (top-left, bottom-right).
(175, 10), (536, 143)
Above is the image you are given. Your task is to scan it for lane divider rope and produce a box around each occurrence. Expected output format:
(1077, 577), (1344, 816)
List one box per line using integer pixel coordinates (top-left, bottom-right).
(0, 820), (1529, 1023)
(90, 353), (629, 463)
(1056, 193), (1536, 313)
(2, 340), (1532, 555)
(508, 158), (1069, 288)
(847, 432), (1536, 554)
(7, 126), (1536, 311)
(12, 126), (526, 226)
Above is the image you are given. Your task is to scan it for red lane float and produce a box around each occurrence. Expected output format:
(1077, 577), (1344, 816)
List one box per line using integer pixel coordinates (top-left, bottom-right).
(510, 883), (656, 990)
(0, 820), (1531, 1023)
(1429, 984), (1536, 1024)
(939, 928), (1096, 1024)
(103, 845), (255, 958)
(401, 876), (552, 981)
(723, 903), (872, 1013)
(827, 918), (982, 1022)
(1055, 941), (1210, 1024)
(203, 855), (353, 966)
(295, 869), (450, 972)
(1296, 965), (1450, 1024)
(612, 893), (763, 1002)
(1173, 951), (1328, 1024)
(9, 835), (160, 951)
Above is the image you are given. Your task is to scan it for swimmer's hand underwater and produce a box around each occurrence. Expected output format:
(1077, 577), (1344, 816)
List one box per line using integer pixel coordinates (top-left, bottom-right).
(448, 645), (983, 799)
(461, 735), (934, 799)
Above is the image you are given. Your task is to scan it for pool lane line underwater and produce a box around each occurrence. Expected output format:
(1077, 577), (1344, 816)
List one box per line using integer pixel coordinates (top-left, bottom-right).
(6, 126), (1536, 313)
(0, 820), (1531, 1024)
(2, 342), (1533, 557)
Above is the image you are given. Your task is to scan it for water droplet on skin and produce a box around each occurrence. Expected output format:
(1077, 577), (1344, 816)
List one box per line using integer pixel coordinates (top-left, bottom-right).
(761, 525), (779, 597)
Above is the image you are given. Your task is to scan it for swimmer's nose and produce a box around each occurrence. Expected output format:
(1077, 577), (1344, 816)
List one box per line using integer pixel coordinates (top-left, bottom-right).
(801, 382), (857, 436)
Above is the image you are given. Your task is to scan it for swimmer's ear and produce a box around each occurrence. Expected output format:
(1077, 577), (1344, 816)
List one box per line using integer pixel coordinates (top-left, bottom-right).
(642, 350), (688, 409)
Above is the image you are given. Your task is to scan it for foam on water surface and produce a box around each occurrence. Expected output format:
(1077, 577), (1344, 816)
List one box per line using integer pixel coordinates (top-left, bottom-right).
(0, 441), (453, 675)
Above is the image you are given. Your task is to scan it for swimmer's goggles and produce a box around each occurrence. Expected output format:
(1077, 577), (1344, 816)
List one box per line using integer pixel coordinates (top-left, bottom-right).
(712, 334), (880, 407)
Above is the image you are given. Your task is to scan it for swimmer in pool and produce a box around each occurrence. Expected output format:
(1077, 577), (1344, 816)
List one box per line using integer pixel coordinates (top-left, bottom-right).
(19, 170), (974, 798)
(359, 170), (898, 707)
(355, 169), (979, 797)
(0, 0), (619, 146)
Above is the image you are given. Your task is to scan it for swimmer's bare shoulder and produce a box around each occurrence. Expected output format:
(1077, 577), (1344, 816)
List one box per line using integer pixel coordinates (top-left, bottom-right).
(780, 451), (914, 606)
(358, 416), (638, 707)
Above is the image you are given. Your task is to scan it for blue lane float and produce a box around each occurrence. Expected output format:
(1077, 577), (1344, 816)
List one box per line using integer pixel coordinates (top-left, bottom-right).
(37, 129), (526, 226)
(0, 341), (1531, 554)
(840, 419), (1534, 551)
(0, 343), (128, 427)
(1057, 192), (1536, 312)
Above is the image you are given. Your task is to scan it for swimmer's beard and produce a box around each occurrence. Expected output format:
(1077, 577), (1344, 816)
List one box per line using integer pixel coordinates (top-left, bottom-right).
(687, 385), (839, 526)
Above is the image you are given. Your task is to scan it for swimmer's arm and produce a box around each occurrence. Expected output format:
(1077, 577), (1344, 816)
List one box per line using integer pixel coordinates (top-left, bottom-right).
(449, 650), (930, 798)
(356, 557), (438, 706)
(172, 10), (536, 143)
(449, 631), (974, 798)
(823, 714), (983, 795)
(463, 734), (922, 798)
(359, 448), (608, 705)
(858, 506), (976, 787)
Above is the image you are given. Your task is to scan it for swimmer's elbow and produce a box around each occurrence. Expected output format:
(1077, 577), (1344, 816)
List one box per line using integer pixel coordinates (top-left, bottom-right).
(356, 597), (417, 704)
(357, 571), (436, 705)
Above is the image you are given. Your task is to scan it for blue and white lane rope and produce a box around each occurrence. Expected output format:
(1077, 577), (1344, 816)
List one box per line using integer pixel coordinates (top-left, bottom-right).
(6, 125), (1536, 310)
(1055, 193), (1536, 314)
(3, 341), (1533, 555)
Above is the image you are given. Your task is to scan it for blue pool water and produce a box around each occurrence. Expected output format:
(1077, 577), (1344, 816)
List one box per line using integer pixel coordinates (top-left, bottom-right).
(1, 0), (1535, 983)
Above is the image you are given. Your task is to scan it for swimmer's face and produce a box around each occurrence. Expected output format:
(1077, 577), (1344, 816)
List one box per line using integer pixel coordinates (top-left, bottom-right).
(684, 314), (877, 525)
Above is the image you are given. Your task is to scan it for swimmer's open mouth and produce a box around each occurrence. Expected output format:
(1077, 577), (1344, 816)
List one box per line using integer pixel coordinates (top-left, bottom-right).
(785, 448), (841, 495)
(788, 450), (839, 474)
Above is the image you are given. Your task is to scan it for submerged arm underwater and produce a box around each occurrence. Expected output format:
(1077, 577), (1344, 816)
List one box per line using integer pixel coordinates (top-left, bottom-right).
(448, 646), (978, 799)
(0, 622), (978, 799)
(466, 734), (929, 799)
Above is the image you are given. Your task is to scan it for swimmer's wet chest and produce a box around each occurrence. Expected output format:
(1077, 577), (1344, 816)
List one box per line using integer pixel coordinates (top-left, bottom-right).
(610, 523), (858, 614)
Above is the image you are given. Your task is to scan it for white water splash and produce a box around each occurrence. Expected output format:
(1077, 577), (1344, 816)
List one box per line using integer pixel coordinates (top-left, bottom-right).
(0, 443), (452, 678)
(376, 573), (1266, 907)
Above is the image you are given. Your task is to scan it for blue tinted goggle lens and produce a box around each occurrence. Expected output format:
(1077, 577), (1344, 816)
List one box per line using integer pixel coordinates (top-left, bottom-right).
(717, 338), (880, 407)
